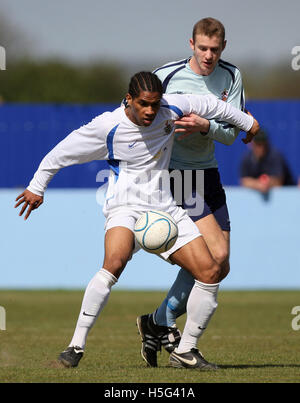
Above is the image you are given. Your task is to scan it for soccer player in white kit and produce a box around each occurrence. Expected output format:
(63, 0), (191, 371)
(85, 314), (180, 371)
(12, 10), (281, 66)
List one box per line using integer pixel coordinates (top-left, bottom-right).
(15, 72), (259, 369)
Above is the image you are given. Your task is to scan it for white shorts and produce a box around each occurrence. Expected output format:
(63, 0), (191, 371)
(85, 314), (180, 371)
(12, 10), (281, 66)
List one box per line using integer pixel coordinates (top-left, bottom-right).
(104, 206), (201, 261)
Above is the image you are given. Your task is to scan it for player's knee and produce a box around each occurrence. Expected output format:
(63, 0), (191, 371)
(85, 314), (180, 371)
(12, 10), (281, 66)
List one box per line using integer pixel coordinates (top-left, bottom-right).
(219, 263), (230, 281)
(103, 254), (129, 274)
(212, 245), (229, 266)
(197, 262), (221, 284)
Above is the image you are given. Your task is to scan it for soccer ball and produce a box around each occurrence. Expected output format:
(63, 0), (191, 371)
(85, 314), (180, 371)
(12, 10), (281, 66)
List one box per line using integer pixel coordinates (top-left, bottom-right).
(134, 210), (178, 254)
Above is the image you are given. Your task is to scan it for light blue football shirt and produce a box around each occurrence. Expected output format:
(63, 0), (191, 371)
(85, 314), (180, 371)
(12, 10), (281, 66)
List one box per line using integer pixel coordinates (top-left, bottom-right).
(154, 57), (245, 169)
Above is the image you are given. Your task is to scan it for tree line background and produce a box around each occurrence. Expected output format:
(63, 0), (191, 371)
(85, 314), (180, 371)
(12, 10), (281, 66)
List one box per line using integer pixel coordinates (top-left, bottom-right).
(0, 13), (299, 103)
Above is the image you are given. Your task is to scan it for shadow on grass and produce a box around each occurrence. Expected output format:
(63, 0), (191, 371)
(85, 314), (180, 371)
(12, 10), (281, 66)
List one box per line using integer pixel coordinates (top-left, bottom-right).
(218, 364), (300, 369)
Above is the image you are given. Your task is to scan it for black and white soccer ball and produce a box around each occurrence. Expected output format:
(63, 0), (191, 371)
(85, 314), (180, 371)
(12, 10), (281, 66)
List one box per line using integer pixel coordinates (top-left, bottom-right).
(134, 210), (178, 254)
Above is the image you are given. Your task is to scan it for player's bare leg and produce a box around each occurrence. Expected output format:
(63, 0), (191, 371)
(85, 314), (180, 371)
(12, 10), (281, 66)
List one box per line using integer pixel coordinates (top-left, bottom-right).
(171, 235), (220, 283)
(59, 227), (134, 367)
(195, 214), (230, 281)
(102, 226), (135, 278)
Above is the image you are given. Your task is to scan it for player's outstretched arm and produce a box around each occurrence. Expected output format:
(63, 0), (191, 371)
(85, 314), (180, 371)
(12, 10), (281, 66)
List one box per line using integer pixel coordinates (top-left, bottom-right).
(169, 93), (258, 140)
(15, 190), (44, 220)
(174, 114), (210, 135)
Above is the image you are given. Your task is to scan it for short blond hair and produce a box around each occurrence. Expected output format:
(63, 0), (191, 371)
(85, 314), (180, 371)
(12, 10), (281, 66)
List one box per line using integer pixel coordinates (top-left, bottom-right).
(192, 18), (225, 42)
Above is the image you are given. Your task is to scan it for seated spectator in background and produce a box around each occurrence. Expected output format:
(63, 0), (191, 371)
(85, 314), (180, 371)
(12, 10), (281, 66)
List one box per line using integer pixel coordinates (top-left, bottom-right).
(240, 129), (295, 193)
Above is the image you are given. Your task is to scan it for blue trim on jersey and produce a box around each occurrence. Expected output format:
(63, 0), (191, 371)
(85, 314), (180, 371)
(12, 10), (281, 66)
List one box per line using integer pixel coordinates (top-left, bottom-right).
(219, 59), (244, 110)
(218, 62), (235, 83)
(219, 58), (239, 71)
(162, 65), (186, 92)
(153, 58), (189, 74)
(107, 124), (119, 160)
(240, 86), (245, 111)
(107, 124), (120, 178)
(107, 159), (120, 177)
(161, 104), (184, 118)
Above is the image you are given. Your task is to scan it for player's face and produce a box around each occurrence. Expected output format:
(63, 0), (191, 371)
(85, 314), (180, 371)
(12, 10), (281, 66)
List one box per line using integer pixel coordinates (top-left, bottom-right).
(190, 34), (226, 76)
(125, 91), (161, 126)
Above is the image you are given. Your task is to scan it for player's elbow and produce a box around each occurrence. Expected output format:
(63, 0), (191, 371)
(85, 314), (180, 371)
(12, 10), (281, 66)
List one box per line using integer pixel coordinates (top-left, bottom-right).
(223, 126), (240, 145)
(214, 128), (238, 146)
(220, 136), (236, 146)
(224, 130), (240, 145)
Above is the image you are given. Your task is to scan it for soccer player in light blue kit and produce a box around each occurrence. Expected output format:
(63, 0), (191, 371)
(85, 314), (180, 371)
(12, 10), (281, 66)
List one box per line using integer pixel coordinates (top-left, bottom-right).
(137, 18), (248, 367)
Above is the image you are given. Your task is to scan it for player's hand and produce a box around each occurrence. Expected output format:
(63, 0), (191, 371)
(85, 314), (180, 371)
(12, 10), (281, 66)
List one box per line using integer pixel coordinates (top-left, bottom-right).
(242, 110), (260, 144)
(174, 114), (210, 140)
(15, 189), (43, 220)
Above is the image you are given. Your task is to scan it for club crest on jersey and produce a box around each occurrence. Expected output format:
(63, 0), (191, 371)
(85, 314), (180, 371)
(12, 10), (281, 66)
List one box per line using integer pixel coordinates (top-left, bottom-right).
(153, 146), (167, 160)
(221, 89), (228, 101)
(164, 121), (173, 135)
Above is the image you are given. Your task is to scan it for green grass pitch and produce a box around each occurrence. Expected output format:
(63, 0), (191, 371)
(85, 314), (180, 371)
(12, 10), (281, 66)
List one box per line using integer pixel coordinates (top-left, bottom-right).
(0, 289), (299, 383)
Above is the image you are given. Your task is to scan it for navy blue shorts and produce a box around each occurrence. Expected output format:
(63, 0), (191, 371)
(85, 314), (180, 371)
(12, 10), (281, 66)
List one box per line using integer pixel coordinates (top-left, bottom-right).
(169, 168), (231, 231)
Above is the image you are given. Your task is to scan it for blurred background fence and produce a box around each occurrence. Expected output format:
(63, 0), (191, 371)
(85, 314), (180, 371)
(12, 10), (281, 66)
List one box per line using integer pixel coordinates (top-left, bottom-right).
(1, 186), (300, 290)
(1, 101), (300, 290)
(1, 100), (300, 189)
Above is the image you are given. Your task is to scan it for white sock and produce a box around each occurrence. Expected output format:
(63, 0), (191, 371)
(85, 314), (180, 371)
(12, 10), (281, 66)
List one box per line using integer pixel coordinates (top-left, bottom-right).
(69, 268), (117, 350)
(176, 280), (219, 353)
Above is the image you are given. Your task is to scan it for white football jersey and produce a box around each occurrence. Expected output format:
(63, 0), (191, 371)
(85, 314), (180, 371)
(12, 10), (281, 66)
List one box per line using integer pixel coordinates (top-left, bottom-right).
(27, 93), (253, 215)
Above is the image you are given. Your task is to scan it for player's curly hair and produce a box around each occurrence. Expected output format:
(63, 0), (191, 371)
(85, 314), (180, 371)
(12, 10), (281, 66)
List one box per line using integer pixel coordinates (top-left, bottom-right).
(128, 71), (163, 99)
